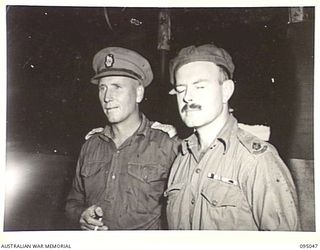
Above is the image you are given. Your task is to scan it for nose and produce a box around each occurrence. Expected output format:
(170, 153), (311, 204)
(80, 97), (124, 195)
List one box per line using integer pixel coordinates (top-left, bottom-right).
(182, 86), (192, 103)
(103, 88), (112, 103)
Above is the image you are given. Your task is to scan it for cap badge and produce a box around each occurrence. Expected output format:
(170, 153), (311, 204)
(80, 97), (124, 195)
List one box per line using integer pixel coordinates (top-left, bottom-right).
(105, 54), (114, 68)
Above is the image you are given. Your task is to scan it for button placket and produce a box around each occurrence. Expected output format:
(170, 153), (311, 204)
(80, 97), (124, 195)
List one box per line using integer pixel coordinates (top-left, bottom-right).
(104, 149), (120, 201)
(111, 151), (119, 180)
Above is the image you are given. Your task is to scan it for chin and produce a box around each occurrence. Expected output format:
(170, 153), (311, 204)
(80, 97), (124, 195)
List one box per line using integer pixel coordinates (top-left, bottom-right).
(105, 116), (121, 124)
(180, 114), (204, 128)
(181, 118), (202, 128)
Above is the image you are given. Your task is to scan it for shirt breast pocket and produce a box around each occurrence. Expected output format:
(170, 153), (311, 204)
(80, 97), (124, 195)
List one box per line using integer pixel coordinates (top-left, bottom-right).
(127, 163), (169, 214)
(80, 162), (108, 203)
(201, 180), (242, 229)
(164, 183), (184, 210)
(164, 183), (184, 200)
(164, 183), (188, 229)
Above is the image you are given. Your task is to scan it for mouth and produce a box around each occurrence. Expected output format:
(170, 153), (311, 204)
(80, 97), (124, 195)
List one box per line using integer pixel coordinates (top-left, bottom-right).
(188, 110), (200, 114)
(105, 106), (118, 112)
(183, 109), (199, 113)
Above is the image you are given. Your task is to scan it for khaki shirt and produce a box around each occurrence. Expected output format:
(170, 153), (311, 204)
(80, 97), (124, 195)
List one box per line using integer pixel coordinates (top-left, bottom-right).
(66, 114), (179, 230)
(165, 115), (300, 230)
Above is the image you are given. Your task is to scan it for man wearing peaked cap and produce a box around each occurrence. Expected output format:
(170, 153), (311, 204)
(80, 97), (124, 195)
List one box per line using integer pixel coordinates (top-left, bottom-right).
(165, 43), (301, 231)
(91, 47), (153, 87)
(66, 47), (179, 230)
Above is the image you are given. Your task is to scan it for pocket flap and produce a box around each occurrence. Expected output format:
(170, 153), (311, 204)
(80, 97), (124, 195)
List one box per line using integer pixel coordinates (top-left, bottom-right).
(81, 162), (106, 177)
(128, 163), (168, 183)
(201, 181), (240, 207)
(164, 182), (184, 197)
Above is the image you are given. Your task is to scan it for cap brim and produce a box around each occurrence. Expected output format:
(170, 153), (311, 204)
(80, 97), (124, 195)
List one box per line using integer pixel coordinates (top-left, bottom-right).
(91, 70), (139, 84)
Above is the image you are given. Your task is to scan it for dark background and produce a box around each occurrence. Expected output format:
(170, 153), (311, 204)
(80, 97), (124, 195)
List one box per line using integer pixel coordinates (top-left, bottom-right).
(5, 6), (314, 230)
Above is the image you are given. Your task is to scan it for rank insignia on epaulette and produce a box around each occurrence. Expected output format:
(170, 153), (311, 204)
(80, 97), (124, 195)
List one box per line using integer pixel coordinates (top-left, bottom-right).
(252, 142), (261, 150)
(252, 142), (268, 154)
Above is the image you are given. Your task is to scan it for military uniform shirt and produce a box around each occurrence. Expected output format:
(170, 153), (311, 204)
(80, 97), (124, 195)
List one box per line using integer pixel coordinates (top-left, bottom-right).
(66, 114), (179, 230)
(165, 115), (300, 230)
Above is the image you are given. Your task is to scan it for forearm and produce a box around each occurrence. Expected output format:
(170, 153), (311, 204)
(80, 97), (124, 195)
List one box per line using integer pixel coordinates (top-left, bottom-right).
(65, 174), (87, 225)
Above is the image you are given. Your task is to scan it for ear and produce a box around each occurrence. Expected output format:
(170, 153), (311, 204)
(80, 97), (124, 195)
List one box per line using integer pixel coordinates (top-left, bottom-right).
(136, 85), (145, 103)
(222, 80), (234, 103)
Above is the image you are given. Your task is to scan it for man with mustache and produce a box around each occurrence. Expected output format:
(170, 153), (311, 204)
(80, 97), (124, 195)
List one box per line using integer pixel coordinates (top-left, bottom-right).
(164, 44), (300, 230)
(65, 47), (178, 230)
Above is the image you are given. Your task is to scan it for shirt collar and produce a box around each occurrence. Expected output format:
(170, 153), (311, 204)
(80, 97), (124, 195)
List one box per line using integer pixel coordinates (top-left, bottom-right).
(136, 113), (149, 136)
(99, 113), (149, 142)
(216, 114), (237, 154)
(181, 114), (238, 155)
(181, 132), (198, 155)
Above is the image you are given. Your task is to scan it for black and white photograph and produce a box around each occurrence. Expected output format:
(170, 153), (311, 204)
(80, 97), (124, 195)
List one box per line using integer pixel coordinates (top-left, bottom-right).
(2, 1), (319, 249)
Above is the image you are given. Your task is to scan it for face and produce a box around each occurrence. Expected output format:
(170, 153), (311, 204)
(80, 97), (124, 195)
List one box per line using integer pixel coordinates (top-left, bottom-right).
(98, 76), (143, 124)
(175, 61), (232, 129)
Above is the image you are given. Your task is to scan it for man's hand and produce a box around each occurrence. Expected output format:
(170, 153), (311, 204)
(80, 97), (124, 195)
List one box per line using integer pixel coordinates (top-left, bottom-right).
(151, 122), (177, 138)
(79, 205), (108, 231)
(85, 127), (104, 140)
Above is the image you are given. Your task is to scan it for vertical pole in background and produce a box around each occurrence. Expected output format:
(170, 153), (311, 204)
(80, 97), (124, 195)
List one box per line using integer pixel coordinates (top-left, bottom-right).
(286, 7), (314, 160)
(286, 7), (314, 232)
(156, 9), (181, 126)
(157, 9), (171, 87)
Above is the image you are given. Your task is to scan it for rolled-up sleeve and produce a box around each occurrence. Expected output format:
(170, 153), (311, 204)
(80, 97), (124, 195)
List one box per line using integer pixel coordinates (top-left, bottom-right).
(246, 150), (301, 231)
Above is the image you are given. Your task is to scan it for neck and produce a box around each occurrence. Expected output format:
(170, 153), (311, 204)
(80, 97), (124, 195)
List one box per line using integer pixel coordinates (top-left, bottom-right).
(110, 112), (142, 148)
(196, 107), (230, 151)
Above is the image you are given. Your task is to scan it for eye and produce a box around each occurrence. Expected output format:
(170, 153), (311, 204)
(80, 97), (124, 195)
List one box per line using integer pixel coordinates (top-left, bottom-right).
(192, 79), (207, 90)
(111, 83), (121, 89)
(175, 85), (186, 93)
(196, 85), (205, 89)
(98, 85), (107, 91)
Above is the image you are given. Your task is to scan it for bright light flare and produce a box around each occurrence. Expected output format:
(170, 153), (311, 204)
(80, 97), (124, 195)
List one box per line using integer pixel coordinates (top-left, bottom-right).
(5, 163), (26, 197)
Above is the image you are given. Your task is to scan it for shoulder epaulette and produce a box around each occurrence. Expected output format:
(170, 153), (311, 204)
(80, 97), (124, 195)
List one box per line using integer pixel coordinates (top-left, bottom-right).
(237, 128), (268, 155)
(150, 121), (177, 139)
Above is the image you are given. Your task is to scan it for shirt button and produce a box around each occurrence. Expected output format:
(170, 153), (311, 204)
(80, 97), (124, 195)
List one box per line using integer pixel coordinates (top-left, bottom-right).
(111, 174), (116, 179)
(195, 168), (201, 174)
(212, 200), (218, 206)
(191, 198), (195, 205)
(116, 150), (120, 154)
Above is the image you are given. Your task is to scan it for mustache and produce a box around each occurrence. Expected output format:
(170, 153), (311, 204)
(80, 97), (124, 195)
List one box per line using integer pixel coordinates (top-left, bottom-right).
(181, 103), (202, 113)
